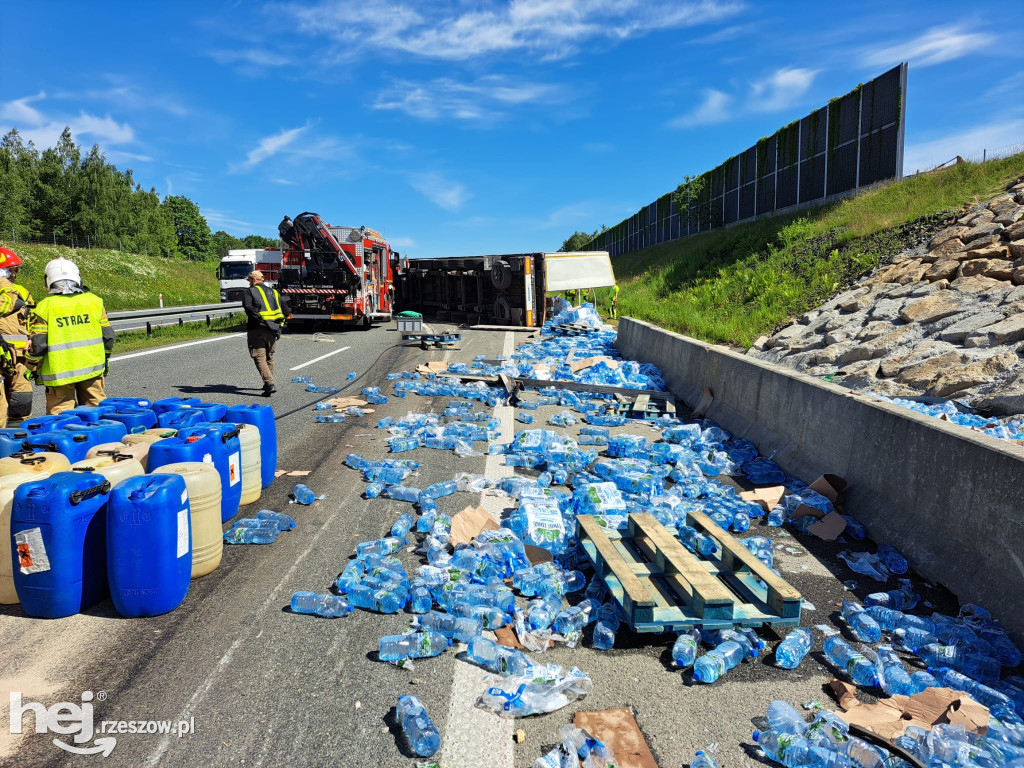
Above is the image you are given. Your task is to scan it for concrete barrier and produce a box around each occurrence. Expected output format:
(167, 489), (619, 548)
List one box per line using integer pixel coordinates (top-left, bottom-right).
(617, 317), (1024, 641)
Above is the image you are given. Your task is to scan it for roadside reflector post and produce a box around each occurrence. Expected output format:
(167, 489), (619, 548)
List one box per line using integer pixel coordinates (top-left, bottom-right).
(146, 321), (152, 337)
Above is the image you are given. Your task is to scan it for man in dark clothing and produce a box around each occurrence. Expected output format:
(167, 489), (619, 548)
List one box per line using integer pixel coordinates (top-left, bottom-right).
(241, 271), (290, 396)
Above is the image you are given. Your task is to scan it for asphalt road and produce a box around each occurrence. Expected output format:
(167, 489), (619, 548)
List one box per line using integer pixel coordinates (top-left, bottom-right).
(0, 323), (958, 768)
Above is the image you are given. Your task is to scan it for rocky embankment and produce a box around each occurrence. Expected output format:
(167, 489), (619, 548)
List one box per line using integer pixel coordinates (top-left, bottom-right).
(751, 179), (1024, 416)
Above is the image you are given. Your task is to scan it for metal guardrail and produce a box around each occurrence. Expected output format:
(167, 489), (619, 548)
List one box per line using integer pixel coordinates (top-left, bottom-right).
(107, 302), (241, 321)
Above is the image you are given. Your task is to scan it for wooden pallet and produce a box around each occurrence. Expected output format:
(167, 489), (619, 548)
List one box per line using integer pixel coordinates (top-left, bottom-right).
(610, 393), (677, 420)
(577, 512), (801, 632)
(402, 332), (461, 349)
(546, 322), (597, 336)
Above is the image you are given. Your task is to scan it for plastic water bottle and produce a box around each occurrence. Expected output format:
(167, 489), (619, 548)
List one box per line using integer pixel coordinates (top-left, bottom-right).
(553, 599), (598, 636)
(767, 700), (808, 735)
(232, 518), (280, 531)
(672, 628), (702, 669)
(422, 480), (457, 499)
(917, 644), (1000, 682)
(291, 376), (313, 384)
(692, 640), (746, 683)
(592, 603), (620, 651)
(865, 606), (934, 633)
(893, 627), (938, 652)
(679, 525), (717, 557)
(290, 591), (353, 618)
(356, 537), (406, 558)
(386, 485), (422, 503)
(752, 730), (804, 766)
(347, 372), (357, 380)
(909, 669), (938, 694)
(379, 631), (450, 661)
(365, 483), (385, 499)
(525, 596), (562, 632)
(691, 751), (720, 768)
(841, 515), (867, 539)
(347, 584), (404, 613)
(409, 580), (432, 614)
(388, 436), (421, 453)
(864, 588), (918, 611)
(767, 504), (787, 527)
(841, 601), (882, 643)
(293, 484), (316, 505)
(466, 636), (532, 676)
(927, 667), (1015, 715)
(775, 627), (813, 669)
(876, 544), (908, 574)
(823, 637), (878, 686)
(256, 510), (296, 530)
(876, 645), (914, 696)
(396, 695), (440, 757)
(391, 513), (414, 539)
(416, 611), (483, 642)
(223, 528), (277, 544)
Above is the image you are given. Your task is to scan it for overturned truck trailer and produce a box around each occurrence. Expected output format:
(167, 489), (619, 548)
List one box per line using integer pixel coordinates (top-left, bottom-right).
(394, 251), (614, 328)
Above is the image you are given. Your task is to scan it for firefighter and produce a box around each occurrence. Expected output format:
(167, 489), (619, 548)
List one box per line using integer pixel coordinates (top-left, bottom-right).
(610, 283), (620, 319)
(242, 271), (290, 397)
(25, 257), (115, 414)
(0, 247), (34, 424)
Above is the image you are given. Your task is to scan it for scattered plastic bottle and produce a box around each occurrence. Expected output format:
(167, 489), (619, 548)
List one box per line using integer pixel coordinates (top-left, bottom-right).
(365, 482), (385, 499)
(313, 401), (332, 411)
(876, 544), (908, 574)
(391, 513), (414, 539)
(290, 591), (353, 618)
(553, 599), (598, 636)
(256, 509), (296, 530)
(876, 645), (915, 696)
(767, 700), (809, 735)
(692, 640), (746, 683)
(396, 695), (441, 757)
(291, 376), (313, 384)
(379, 631), (451, 661)
(232, 518), (280, 531)
(692, 751), (720, 768)
(307, 384), (339, 394)
(422, 480), (457, 499)
(864, 588), (919, 611)
(385, 485), (422, 503)
(917, 644), (1000, 682)
(866, 606), (934, 634)
(388, 436), (421, 453)
(752, 729), (803, 766)
(592, 603), (621, 651)
(909, 669), (938, 694)
(766, 504), (787, 527)
(347, 585), (404, 613)
(409, 579), (432, 614)
(293, 483), (316, 505)
(775, 627), (814, 669)
(416, 611), (483, 642)
(823, 636), (878, 687)
(466, 636), (532, 676)
(223, 528), (277, 544)
(893, 627), (938, 652)
(928, 667), (1015, 715)
(672, 628), (702, 669)
(347, 372), (357, 381)
(841, 601), (882, 643)
(678, 525), (717, 557)
(356, 537), (406, 559)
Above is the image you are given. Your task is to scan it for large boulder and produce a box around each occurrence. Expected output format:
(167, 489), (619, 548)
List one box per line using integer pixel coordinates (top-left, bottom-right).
(938, 310), (1006, 342)
(899, 293), (968, 323)
(928, 352), (1020, 398)
(964, 314), (1024, 348)
(962, 222), (1005, 243)
(894, 351), (968, 390)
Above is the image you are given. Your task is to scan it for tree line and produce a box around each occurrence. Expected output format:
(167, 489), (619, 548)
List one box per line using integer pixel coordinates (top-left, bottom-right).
(0, 126), (274, 260)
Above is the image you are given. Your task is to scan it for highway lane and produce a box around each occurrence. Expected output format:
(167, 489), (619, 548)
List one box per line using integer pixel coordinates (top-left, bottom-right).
(0, 323), (958, 768)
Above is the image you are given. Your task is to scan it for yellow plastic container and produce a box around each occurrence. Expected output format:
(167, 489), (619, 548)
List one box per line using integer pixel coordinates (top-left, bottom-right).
(238, 424), (262, 507)
(71, 454), (145, 486)
(0, 472), (48, 604)
(153, 461), (222, 579)
(87, 440), (151, 463)
(0, 452), (72, 477)
(122, 428), (177, 447)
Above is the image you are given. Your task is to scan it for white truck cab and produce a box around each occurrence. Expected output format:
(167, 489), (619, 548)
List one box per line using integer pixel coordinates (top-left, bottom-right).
(218, 249), (282, 302)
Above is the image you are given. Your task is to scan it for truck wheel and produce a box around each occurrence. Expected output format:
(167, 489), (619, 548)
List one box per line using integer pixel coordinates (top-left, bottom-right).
(490, 260), (512, 290)
(493, 294), (512, 323)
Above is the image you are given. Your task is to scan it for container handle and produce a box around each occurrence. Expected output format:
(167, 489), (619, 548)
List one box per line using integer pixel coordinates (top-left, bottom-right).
(98, 449), (133, 461)
(22, 442), (58, 453)
(16, 454), (46, 465)
(221, 426), (241, 442)
(70, 479), (112, 505)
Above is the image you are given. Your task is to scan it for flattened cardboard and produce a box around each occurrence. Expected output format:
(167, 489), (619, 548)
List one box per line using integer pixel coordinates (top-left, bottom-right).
(693, 386), (714, 418)
(808, 474), (847, 503)
(524, 544), (554, 565)
(741, 485), (785, 511)
(807, 511), (848, 541)
(570, 356), (620, 374)
(495, 625), (525, 649)
(449, 505), (499, 547)
(829, 680), (989, 740)
(325, 396), (368, 409)
(573, 708), (658, 768)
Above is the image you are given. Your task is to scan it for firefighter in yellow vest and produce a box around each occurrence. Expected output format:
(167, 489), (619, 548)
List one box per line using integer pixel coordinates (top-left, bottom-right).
(25, 257), (115, 414)
(242, 270), (290, 396)
(610, 283), (620, 319)
(0, 247), (34, 425)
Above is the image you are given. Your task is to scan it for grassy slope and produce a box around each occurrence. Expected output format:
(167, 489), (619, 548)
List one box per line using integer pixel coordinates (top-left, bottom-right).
(0, 241), (219, 310)
(614, 154), (1024, 347)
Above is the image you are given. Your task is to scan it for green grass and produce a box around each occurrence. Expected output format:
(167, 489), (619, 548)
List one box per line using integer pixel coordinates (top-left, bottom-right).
(113, 316), (246, 355)
(0, 241), (220, 310)
(614, 153), (1024, 347)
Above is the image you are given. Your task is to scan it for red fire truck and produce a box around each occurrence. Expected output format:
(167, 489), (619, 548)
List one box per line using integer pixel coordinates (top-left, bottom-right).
(276, 212), (398, 327)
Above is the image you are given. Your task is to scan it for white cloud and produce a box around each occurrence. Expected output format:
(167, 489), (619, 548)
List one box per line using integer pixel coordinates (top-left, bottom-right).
(749, 67), (817, 112)
(288, 0), (744, 62)
(409, 172), (470, 211)
(209, 49), (292, 68)
(237, 124), (310, 170)
(373, 76), (561, 122)
(388, 236), (416, 249)
(106, 150), (154, 164)
(862, 24), (995, 69)
(0, 91), (47, 125)
(903, 119), (1024, 175)
(203, 208), (256, 231)
(669, 89), (732, 127)
(271, 177), (297, 185)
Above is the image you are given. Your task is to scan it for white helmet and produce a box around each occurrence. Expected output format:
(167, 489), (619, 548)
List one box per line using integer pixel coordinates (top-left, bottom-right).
(45, 258), (82, 294)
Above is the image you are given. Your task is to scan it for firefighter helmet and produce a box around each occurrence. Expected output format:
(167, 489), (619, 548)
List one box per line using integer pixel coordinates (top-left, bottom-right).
(0, 247), (22, 269)
(44, 257), (82, 293)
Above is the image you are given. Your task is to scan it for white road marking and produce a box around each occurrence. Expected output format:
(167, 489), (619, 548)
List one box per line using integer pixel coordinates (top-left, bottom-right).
(289, 345), (352, 371)
(144, 501), (348, 766)
(439, 331), (515, 768)
(110, 333), (245, 362)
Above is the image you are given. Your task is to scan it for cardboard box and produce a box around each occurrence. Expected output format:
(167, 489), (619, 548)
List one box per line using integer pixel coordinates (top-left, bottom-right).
(449, 505), (499, 547)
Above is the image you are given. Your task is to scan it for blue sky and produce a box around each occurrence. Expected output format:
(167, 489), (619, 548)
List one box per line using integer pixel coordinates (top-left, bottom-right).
(2, 1), (1022, 258)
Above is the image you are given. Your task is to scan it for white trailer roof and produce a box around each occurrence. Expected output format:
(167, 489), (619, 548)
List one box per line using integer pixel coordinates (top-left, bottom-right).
(543, 251), (616, 291)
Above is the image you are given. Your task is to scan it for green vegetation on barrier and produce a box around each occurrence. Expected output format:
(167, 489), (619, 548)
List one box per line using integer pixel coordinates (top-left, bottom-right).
(0, 241), (220, 310)
(613, 153), (1024, 347)
(113, 315), (246, 356)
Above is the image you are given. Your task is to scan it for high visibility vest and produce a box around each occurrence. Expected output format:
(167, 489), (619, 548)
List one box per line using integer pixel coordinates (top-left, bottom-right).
(32, 293), (107, 387)
(252, 284), (285, 324)
(0, 282), (30, 349)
